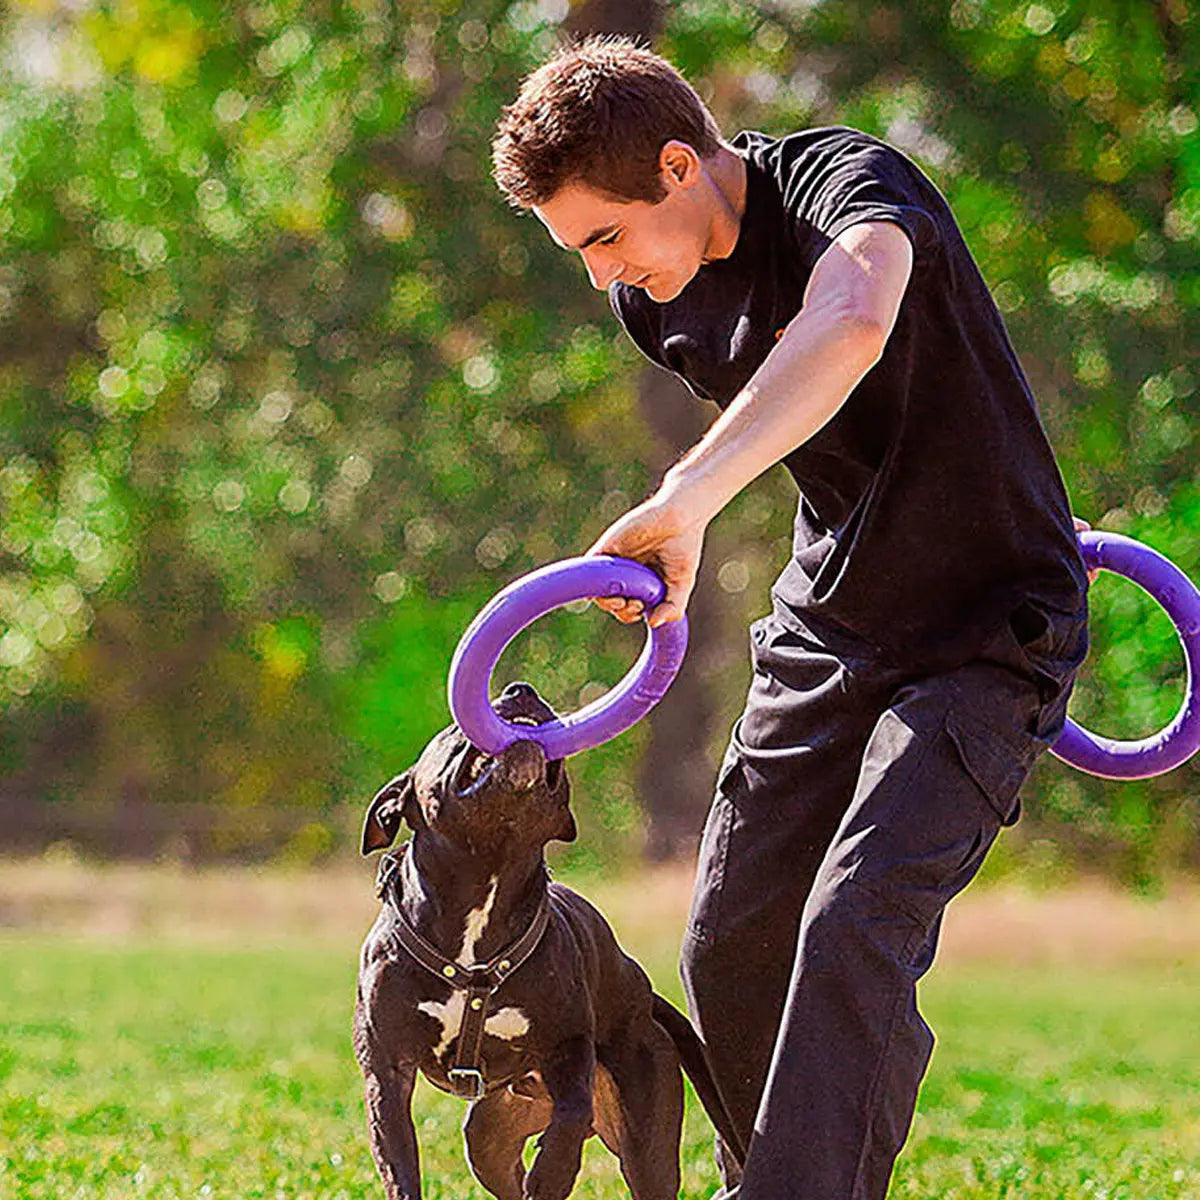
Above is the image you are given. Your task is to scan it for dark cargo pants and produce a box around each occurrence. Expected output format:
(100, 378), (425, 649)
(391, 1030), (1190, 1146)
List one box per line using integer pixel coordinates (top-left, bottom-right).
(681, 601), (1077, 1199)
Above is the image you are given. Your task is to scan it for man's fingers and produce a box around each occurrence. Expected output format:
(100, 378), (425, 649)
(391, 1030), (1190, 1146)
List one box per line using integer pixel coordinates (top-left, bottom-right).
(647, 601), (683, 628)
(609, 600), (644, 624)
(595, 594), (687, 626)
(647, 582), (692, 628)
(593, 596), (642, 612)
(592, 595), (644, 622)
(595, 593), (688, 625)
(1072, 515), (1098, 584)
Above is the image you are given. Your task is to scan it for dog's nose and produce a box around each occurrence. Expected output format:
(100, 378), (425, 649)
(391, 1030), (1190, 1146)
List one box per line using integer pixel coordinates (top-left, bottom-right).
(501, 682), (537, 702)
(506, 738), (546, 791)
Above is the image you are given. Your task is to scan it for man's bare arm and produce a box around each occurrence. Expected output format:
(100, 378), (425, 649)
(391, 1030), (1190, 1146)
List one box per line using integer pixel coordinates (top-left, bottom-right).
(590, 220), (915, 625)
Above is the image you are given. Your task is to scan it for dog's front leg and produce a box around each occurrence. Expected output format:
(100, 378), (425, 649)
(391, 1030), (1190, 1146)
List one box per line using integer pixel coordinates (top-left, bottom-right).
(523, 1034), (595, 1200)
(356, 965), (424, 1197)
(361, 1060), (421, 1200)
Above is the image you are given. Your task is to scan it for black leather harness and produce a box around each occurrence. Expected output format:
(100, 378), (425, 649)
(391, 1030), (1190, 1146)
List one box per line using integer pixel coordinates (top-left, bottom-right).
(376, 847), (551, 1100)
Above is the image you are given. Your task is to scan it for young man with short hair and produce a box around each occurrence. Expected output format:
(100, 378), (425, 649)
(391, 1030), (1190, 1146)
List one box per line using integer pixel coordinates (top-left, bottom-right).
(493, 38), (1088, 1198)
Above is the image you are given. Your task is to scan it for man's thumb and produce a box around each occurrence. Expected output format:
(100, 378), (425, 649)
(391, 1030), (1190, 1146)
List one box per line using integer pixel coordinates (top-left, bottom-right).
(647, 599), (684, 628)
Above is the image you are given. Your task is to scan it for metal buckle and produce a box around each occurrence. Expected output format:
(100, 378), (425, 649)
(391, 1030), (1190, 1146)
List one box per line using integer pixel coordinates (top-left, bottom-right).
(448, 1068), (486, 1100)
(374, 851), (401, 899)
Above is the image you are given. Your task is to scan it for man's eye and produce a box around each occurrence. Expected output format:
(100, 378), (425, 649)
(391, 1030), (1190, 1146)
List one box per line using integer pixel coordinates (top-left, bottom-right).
(599, 230), (621, 245)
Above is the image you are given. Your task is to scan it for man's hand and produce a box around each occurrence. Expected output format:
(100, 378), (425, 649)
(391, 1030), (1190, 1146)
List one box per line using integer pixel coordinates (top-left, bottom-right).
(1073, 515), (1099, 585)
(587, 492), (706, 627)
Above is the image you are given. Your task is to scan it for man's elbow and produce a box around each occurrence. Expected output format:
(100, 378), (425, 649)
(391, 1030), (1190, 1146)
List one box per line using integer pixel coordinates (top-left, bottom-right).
(782, 289), (897, 371)
(834, 308), (890, 371)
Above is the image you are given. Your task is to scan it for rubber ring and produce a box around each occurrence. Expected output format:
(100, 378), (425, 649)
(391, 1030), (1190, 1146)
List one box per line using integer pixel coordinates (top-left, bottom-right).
(447, 533), (1200, 778)
(447, 556), (688, 759)
(1051, 531), (1200, 779)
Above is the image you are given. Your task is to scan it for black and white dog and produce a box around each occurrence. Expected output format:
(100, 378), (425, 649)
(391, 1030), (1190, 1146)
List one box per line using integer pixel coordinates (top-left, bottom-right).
(353, 681), (742, 1200)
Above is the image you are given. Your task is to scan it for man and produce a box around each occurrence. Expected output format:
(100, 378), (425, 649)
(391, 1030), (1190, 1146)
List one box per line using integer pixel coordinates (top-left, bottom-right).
(492, 37), (1088, 1199)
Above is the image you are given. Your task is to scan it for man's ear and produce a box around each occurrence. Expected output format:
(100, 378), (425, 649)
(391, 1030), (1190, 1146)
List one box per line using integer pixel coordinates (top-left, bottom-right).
(659, 139), (700, 188)
(361, 770), (416, 854)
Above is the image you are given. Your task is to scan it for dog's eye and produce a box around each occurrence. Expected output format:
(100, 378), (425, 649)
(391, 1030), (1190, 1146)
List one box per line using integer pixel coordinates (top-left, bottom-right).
(452, 743), (497, 795)
(451, 747), (477, 790)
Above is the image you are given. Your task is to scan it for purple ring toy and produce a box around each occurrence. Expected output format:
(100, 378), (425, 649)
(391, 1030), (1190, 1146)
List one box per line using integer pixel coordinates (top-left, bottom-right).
(1051, 530), (1200, 779)
(448, 555), (688, 759)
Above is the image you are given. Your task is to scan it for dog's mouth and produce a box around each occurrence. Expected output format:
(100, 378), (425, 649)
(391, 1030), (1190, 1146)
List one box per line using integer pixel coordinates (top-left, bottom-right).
(452, 718), (564, 798)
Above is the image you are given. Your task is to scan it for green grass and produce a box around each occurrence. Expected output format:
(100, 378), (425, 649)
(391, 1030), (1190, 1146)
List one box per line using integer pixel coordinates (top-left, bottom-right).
(2, 922), (1199, 1197)
(899, 964), (1200, 1198)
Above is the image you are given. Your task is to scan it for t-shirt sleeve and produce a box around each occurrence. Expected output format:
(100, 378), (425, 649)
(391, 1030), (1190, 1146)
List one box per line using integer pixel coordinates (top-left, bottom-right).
(779, 135), (943, 268)
(608, 283), (666, 369)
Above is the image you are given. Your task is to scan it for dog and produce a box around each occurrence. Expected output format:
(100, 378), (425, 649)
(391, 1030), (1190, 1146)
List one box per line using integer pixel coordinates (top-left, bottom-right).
(353, 680), (742, 1200)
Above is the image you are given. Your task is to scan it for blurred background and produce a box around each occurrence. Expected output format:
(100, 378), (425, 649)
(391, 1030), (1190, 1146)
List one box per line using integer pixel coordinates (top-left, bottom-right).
(1, 0), (1198, 887)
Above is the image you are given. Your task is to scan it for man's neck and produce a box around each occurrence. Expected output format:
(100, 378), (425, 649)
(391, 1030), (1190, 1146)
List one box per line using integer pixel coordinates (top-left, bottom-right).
(700, 144), (748, 264)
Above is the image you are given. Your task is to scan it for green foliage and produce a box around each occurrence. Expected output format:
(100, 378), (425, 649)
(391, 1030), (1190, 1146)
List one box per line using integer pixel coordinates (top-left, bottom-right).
(0, 0), (652, 825)
(2, 0), (1198, 874)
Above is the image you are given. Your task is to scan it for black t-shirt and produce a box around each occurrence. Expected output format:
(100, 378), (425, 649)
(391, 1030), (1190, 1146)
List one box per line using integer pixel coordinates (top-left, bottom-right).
(610, 127), (1088, 679)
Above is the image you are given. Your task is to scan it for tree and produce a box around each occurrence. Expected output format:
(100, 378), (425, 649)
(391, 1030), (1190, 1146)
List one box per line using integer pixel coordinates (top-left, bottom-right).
(2, 0), (1196, 879)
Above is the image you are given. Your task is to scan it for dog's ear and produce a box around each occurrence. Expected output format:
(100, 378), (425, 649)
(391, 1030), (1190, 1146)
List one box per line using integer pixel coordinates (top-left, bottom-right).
(550, 771), (575, 843)
(361, 770), (416, 854)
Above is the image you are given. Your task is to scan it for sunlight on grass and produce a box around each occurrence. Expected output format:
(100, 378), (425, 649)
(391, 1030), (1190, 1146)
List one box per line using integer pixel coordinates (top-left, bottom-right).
(3, 866), (1200, 1197)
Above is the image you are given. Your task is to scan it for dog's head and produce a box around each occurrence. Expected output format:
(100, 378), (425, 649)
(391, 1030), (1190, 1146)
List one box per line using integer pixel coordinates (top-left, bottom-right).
(361, 681), (574, 855)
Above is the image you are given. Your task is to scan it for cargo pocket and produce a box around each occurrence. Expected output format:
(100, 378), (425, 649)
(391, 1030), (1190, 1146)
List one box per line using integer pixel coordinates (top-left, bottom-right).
(684, 749), (742, 945)
(944, 711), (1034, 826)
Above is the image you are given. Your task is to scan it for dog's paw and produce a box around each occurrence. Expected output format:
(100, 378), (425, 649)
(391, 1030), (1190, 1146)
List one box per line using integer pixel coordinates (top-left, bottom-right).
(522, 1150), (582, 1200)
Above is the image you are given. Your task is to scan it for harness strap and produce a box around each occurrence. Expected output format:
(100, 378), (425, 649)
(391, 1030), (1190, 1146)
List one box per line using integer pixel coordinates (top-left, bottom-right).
(376, 846), (551, 1100)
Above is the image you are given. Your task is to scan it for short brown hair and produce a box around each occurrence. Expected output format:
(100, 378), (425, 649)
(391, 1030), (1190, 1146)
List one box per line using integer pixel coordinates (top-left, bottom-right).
(492, 36), (723, 208)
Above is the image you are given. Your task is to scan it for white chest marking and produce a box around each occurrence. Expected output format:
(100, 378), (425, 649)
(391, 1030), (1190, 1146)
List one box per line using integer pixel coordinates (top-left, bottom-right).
(458, 877), (499, 965)
(412, 875), (529, 1059)
(484, 1007), (531, 1040)
(417, 994), (531, 1058)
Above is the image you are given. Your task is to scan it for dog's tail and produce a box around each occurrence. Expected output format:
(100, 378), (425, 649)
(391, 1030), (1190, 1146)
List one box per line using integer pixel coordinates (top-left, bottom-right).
(651, 992), (746, 1169)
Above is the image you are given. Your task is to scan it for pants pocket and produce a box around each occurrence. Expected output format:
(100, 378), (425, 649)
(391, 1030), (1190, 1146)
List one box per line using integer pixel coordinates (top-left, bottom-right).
(836, 702), (1016, 931)
(944, 712), (1033, 825)
(684, 752), (740, 945)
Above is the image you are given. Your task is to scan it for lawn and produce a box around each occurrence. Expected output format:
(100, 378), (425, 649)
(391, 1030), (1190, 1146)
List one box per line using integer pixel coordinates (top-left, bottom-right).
(2, 861), (1199, 1199)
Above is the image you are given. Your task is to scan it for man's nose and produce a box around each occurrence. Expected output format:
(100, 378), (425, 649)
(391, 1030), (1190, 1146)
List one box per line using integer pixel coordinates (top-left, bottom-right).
(580, 248), (620, 290)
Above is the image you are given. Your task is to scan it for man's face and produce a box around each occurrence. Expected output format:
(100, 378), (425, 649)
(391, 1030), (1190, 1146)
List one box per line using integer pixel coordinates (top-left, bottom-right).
(533, 169), (710, 304)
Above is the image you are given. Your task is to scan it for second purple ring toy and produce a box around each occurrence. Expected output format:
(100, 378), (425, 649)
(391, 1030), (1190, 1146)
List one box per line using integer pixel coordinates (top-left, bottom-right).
(1050, 530), (1200, 779)
(448, 555), (688, 760)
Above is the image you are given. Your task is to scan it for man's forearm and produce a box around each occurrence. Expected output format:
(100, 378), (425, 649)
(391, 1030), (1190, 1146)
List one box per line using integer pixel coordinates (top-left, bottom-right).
(659, 308), (886, 523)
(657, 220), (913, 526)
